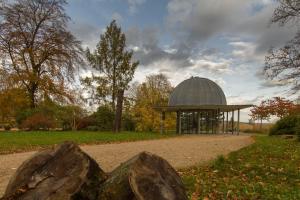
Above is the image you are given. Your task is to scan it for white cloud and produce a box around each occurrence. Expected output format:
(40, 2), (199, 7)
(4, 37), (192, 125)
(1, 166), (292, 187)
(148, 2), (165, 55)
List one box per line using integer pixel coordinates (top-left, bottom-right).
(190, 59), (232, 74)
(230, 41), (263, 62)
(127, 0), (146, 14)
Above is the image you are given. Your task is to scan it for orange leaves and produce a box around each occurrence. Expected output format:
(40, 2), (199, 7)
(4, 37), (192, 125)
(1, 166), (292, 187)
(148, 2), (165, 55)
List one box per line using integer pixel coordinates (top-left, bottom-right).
(250, 97), (297, 122)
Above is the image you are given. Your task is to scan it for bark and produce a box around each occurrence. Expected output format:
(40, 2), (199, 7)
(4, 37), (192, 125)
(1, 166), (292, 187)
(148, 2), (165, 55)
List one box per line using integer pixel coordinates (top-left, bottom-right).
(98, 152), (188, 200)
(2, 142), (107, 200)
(260, 118), (263, 131)
(28, 85), (37, 108)
(114, 89), (124, 132)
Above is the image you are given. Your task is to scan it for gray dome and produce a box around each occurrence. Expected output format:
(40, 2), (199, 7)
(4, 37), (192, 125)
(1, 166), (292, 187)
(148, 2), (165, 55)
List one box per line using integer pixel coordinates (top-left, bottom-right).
(169, 77), (227, 106)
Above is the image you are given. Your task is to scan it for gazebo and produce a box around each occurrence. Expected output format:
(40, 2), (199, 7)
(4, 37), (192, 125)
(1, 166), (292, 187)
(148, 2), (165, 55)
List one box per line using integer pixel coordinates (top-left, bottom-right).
(154, 77), (252, 134)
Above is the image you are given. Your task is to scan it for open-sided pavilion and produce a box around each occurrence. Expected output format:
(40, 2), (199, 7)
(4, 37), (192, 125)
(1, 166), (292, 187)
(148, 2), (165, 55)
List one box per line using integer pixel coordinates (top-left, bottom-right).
(154, 77), (253, 134)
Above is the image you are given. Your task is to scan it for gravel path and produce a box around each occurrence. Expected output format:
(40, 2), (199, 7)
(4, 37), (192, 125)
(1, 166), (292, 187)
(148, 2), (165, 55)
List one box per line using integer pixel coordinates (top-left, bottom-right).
(0, 134), (253, 196)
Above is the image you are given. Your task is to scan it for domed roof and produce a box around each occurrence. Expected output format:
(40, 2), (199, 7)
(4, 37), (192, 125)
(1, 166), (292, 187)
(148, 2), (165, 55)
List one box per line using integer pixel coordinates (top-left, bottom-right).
(169, 77), (227, 106)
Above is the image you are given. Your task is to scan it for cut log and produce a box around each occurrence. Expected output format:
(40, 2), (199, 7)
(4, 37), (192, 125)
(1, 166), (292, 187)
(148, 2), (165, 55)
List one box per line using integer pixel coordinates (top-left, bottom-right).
(2, 141), (107, 200)
(98, 152), (188, 200)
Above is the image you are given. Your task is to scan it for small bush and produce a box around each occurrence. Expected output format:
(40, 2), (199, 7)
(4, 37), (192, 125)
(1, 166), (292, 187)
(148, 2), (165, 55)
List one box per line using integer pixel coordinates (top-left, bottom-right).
(77, 117), (96, 130)
(4, 124), (11, 131)
(86, 126), (101, 131)
(269, 114), (300, 135)
(20, 113), (55, 130)
(122, 114), (136, 131)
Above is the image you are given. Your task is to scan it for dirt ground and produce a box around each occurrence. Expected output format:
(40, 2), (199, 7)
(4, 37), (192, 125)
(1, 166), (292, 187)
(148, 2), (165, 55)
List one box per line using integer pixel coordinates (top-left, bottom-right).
(0, 134), (253, 196)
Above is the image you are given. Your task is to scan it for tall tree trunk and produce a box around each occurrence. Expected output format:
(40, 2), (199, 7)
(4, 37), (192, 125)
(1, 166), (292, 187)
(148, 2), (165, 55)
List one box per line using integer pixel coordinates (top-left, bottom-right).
(114, 89), (124, 132)
(260, 118), (263, 131)
(28, 86), (37, 109)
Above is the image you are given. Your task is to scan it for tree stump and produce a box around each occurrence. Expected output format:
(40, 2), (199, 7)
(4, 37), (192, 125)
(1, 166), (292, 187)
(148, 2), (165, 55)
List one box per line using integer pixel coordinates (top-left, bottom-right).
(98, 152), (188, 200)
(2, 142), (107, 200)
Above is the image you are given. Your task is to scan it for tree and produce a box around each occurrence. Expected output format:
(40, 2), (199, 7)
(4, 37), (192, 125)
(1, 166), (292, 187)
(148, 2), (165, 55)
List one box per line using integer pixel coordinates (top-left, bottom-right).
(86, 20), (138, 132)
(250, 100), (271, 130)
(265, 0), (300, 93)
(268, 97), (295, 118)
(0, 0), (83, 108)
(132, 74), (175, 132)
(0, 68), (28, 125)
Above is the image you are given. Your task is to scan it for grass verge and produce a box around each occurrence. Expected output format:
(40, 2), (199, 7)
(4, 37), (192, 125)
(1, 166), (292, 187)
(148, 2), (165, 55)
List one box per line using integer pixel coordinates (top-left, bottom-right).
(179, 136), (300, 200)
(0, 131), (175, 155)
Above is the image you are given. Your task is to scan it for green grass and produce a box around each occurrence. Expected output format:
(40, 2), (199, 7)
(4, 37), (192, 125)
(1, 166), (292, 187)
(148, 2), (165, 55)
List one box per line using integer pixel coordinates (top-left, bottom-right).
(180, 136), (300, 200)
(0, 131), (176, 154)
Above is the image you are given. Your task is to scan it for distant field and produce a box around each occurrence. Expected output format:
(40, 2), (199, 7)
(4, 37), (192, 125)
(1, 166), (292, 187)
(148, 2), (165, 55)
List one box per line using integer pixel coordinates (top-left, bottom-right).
(239, 122), (273, 134)
(0, 131), (176, 155)
(180, 136), (300, 199)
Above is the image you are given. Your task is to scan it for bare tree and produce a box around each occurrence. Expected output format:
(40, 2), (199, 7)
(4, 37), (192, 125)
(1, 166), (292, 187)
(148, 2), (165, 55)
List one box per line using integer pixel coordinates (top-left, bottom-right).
(272, 0), (300, 25)
(264, 0), (300, 93)
(0, 0), (83, 108)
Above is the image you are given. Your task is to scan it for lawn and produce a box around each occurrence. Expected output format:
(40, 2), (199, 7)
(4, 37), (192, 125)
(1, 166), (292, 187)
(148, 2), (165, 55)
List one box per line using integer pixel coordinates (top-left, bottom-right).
(0, 131), (176, 154)
(180, 136), (300, 200)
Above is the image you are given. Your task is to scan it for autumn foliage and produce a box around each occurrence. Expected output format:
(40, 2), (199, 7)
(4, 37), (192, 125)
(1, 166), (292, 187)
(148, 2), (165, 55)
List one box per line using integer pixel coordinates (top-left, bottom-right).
(250, 97), (298, 130)
(132, 74), (175, 132)
(20, 113), (55, 131)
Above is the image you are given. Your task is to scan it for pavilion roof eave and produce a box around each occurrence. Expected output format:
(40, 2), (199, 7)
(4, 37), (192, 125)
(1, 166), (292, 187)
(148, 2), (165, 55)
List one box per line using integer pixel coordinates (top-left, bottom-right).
(153, 104), (253, 112)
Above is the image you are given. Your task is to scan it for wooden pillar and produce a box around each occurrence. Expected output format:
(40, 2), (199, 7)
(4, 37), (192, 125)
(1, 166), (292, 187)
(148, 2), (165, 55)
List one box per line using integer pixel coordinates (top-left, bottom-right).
(216, 109), (220, 134)
(211, 110), (214, 134)
(222, 112), (225, 134)
(186, 112), (189, 134)
(178, 111), (182, 134)
(237, 109), (240, 135)
(192, 112), (195, 134)
(199, 112), (202, 134)
(231, 110), (234, 135)
(176, 111), (179, 134)
(226, 111), (229, 134)
(160, 111), (165, 134)
(215, 110), (217, 134)
(197, 112), (200, 134)
(205, 111), (209, 134)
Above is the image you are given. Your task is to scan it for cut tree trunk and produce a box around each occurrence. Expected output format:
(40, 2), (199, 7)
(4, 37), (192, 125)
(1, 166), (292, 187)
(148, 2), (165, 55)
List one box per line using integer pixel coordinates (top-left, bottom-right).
(2, 142), (107, 200)
(98, 152), (188, 200)
(2, 145), (188, 200)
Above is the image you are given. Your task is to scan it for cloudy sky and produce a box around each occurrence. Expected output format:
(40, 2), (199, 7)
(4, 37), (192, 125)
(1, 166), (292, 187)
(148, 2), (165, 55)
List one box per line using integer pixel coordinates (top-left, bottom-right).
(66, 0), (298, 122)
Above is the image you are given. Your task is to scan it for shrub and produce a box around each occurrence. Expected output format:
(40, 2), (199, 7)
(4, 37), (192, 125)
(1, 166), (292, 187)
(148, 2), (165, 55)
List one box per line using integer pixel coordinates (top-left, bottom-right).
(93, 106), (114, 131)
(4, 124), (11, 131)
(122, 114), (136, 131)
(86, 126), (101, 131)
(76, 116), (95, 130)
(269, 114), (300, 135)
(20, 113), (55, 130)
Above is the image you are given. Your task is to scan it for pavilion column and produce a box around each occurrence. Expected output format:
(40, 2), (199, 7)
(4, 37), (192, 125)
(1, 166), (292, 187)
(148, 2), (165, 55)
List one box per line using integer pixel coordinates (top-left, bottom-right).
(231, 110), (234, 135)
(226, 111), (229, 134)
(222, 112), (225, 134)
(179, 111), (182, 134)
(192, 112), (195, 134)
(199, 112), (202, 134)
(197, 111), (200, 134)
(176, 111), (179, 134)
(211, 110), (214, 134)
(206, 112), (209, 134)
(237, 109), (240, 135)
(216, 109), (220, 134)
(160, 111), (165, 134)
